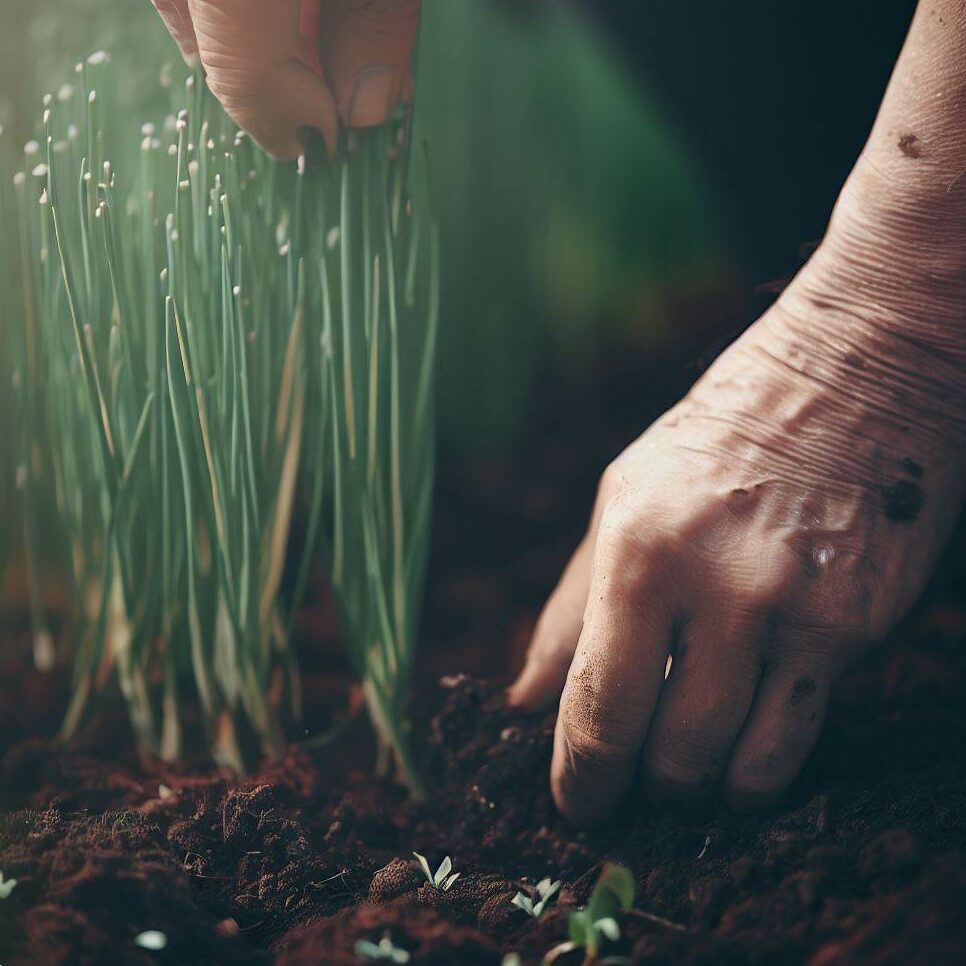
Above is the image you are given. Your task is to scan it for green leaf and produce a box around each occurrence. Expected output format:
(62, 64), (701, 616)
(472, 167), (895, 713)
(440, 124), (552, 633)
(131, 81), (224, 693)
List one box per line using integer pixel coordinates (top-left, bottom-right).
(597, 917), (621, 942)
(435, 854), (452, 888)
(412, 852), (434, 886)
(511, 892), (534, 915)
(0, 873), (17, 899)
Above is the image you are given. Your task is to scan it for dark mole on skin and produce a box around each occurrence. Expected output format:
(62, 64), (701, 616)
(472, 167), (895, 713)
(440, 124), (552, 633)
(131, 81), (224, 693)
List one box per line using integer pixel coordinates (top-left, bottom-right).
(880, 478), (925, 522)
(898, 133), (922, 158)
(900, 457), (924, 479)
(791, 677), (817, 705)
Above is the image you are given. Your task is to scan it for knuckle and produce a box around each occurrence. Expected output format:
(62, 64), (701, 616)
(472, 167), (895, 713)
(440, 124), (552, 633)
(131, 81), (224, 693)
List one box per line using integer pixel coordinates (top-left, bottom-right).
(559, 684), (640, 757)
(645, 741), (716, 793)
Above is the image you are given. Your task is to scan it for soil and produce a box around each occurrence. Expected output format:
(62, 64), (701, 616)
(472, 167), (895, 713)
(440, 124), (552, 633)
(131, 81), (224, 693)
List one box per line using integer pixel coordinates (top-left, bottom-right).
(2, 341), (966, 965)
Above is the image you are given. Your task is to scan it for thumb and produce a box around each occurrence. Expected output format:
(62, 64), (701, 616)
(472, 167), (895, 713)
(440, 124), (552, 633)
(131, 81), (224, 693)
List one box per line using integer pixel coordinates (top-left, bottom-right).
(319, 0), (421, 129)
(188, 0), (338, 158)
(508, 537), (593, 711)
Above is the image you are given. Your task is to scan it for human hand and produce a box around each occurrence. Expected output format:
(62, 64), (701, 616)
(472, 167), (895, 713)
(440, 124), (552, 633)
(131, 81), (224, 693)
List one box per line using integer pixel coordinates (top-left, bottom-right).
(508, 173), (966, 824)
(151, 0), (420, 158)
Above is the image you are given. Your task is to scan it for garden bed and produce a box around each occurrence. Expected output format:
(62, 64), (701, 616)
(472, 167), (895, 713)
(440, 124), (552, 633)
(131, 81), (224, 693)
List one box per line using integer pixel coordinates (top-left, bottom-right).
(2, 348), (966, 965)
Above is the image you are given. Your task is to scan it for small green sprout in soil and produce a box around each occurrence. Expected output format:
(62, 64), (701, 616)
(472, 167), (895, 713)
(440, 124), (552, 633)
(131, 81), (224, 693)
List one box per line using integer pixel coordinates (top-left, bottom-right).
(0, 871), (18, 899)
(544, 862), (635, 965)
(354, 933), (410, 963)
(412, 852), (460, 891)
(133, 930), (168, 951)
(512, 876), (562, 918)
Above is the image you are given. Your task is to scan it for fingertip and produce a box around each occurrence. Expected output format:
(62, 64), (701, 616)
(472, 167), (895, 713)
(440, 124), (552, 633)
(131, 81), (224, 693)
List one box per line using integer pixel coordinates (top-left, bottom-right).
(341, 65), (399, 129)
(549, 717), (630, 828)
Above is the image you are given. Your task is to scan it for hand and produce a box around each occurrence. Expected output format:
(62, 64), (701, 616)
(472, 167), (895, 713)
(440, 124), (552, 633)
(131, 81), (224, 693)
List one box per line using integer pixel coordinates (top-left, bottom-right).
(509, 186), (966, 824)
(151, 0), (420, 158)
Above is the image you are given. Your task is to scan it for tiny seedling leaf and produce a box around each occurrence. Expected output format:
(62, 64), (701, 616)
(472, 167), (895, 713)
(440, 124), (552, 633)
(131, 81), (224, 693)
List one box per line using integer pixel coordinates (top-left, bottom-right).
(435, 855), (452, 887)
(412, 851), (434, 885)
(511, 892), (534, 915)
(442, 871), (460, 891)
(0, 872), (18, 899)
(354, 934), (411, 963)
(133, 930), (168, 951)
(597, 917), (621, 942)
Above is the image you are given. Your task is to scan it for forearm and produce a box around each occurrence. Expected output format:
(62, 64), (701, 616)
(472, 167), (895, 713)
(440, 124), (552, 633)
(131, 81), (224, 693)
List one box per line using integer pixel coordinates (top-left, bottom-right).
(749, 0), (966, 457)
(808, 0), (966, 366)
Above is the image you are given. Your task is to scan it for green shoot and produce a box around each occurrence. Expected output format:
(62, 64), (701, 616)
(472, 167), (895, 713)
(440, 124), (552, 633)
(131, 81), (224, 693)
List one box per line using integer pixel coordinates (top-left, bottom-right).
(133, 931), (168, 951)
(512, 877), (562, 918)
(0, 871), (18, 899)
(543, 863), (635, 965)
(354, 934), (411, 963)
(412, 852), (460, 891)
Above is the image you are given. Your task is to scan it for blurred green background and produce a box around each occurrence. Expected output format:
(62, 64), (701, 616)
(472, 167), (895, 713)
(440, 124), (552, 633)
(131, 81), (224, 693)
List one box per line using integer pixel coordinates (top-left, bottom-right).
(1, 0), (728, 457)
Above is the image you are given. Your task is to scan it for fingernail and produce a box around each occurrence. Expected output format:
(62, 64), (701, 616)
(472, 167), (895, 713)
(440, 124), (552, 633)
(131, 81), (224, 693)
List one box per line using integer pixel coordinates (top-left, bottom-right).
(344, 65), (398, 129)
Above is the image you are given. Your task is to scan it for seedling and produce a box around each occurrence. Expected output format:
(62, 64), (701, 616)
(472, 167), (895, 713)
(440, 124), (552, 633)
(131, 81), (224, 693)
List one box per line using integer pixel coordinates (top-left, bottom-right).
(354, 933), (410, 963)
(512, 877), (562, 918)
(0, 871), (18, 899)
(543, 863), (635, 965)
(133, 930), (168, 951)
(412, 852), (460, 891)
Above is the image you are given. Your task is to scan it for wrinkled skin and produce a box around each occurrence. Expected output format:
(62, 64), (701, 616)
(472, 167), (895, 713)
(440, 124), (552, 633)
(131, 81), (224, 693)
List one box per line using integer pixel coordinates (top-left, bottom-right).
(151, 0), (420, 157)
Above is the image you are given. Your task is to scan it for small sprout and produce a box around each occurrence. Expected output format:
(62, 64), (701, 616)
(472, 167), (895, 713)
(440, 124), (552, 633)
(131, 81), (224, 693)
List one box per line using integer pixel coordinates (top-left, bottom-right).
(57, 84), (75, 102)
(512, 877), (562, 918)
(543, 863), (635, 964)
(134, 930), (168, 951)
(412, 852), (460, 891)
(0, 872), (18, 899)
(354, 933), (410, 963)
(502, 957), (522, 966)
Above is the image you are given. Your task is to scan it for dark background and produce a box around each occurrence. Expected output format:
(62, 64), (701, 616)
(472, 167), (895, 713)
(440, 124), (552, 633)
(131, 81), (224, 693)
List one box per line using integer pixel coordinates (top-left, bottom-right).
(591, 0), (919, 282)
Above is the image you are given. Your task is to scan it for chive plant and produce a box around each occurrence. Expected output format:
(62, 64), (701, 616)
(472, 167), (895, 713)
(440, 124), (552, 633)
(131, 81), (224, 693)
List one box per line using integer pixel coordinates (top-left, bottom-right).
(3, 55), (439, 793)
(317, 122), (439, 796)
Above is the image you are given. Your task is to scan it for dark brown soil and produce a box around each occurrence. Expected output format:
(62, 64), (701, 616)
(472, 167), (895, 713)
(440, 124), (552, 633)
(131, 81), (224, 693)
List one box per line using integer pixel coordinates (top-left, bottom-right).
(2, 345), (966, 965)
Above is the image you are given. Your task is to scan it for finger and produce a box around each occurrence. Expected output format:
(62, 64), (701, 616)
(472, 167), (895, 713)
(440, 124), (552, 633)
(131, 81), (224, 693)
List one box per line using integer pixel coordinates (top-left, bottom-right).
(152, 0), (200, 64)
(551, 520), (676, 826)
(510, 470), (617, 710)
(641, 615), (762, 800)
(319, 0), (421, 128)
(725, 651), (832, 810)
(188, 0), (338, 158)
(507, 537), (593, 711)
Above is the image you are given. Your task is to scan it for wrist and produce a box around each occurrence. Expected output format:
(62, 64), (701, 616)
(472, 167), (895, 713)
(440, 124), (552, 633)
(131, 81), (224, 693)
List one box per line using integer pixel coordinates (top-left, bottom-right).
(813, 158), (966, 364)
(757, 222), (966, 455)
